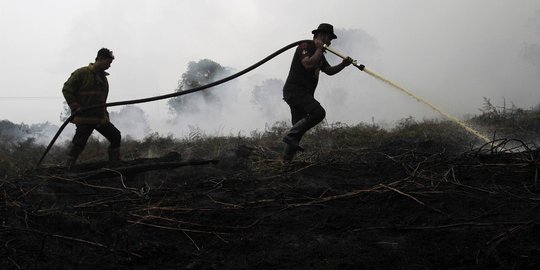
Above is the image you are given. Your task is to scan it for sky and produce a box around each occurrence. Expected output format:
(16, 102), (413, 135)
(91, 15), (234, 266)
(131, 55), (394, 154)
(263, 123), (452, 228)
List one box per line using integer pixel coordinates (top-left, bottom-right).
(1, 0), (540, 139)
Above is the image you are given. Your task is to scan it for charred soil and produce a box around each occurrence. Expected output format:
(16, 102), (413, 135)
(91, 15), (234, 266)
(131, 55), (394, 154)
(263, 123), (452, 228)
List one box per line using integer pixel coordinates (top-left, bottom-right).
(1, 136), (540, 269)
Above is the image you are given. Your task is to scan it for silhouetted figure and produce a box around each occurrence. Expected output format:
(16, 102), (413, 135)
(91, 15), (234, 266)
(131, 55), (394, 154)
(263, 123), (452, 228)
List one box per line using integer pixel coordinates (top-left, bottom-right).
(62, 48), (122, 168)
(282, 23), (353, 161)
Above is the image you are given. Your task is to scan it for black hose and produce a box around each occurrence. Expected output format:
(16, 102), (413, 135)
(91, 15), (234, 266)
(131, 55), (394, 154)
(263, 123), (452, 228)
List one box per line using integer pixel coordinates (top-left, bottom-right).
(37, 39), (309, 167)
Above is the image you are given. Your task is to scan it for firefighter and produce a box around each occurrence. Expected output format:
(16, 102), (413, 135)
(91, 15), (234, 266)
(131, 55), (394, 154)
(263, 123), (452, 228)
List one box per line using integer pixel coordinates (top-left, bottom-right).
(282, 23), (353, 161)
(62, 48), (121, 167)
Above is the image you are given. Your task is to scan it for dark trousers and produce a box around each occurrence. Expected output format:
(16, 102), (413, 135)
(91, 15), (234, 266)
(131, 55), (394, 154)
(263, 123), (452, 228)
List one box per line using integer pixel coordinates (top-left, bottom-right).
(68, 122), (121, 158)
(285, 93), (326, 140)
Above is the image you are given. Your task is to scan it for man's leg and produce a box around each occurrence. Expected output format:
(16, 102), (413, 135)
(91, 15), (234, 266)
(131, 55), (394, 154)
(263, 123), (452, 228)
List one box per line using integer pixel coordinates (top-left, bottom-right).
(282, 94), (326, 160)
(95, 122), (122, 164)
(66, 124), (95, 167)
(282, 143), (297, 161)
(283, 95), (326, 151)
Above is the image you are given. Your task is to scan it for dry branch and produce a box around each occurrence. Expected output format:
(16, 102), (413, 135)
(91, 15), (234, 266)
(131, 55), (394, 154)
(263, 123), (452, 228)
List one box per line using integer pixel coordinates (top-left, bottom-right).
(60, 159), (219, 180)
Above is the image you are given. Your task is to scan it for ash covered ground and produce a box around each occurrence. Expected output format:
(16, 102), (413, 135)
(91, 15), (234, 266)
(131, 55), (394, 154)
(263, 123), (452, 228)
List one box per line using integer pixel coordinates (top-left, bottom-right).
(1, 133), (539, 269)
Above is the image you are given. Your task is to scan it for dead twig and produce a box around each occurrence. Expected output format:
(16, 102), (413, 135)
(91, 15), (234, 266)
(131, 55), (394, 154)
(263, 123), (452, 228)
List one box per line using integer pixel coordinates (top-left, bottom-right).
(7, 257), (21, 270)
(287, 185), (385, 208)
(354, 221), (540, 232)
(0, 225), (142, 258)
(380, 184), (446, 215)
(44, 175), (128, 193)
(102, 168), (150, 197)
(126, 219), (229, 235)
(478, 218), (538, 267)
(207, 195), (243, 209)
(182, 230), (200, 251)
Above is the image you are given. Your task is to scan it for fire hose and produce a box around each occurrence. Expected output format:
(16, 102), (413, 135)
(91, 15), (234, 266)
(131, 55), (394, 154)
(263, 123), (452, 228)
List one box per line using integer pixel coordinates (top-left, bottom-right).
(37, 40), (310, 167)
(37, 40), (490, 167)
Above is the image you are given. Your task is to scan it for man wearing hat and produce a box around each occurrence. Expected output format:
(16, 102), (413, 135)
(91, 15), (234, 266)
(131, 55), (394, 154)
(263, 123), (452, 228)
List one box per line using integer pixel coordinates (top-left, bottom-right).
(281, 23), (353, 161)
(62, 48), (122, 168)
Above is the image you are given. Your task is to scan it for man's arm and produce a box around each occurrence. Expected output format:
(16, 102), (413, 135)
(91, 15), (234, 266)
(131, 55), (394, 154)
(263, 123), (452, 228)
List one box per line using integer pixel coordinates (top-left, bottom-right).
(323, 56), (354, 76)
(301, 37), (326, 69)
(62, 69), (82, 112)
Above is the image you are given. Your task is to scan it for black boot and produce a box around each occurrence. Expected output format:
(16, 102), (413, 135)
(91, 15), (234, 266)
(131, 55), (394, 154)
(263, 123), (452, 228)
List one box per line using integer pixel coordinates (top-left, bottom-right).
(63, 155), (78, 170)
(283, 136), (304, 152)
(282, 106), (326, 161)
(108, 147), (123, 167)
(282, 143), (297, 161)
(65, 145), (83, 170)
(283, 118), (312, 152)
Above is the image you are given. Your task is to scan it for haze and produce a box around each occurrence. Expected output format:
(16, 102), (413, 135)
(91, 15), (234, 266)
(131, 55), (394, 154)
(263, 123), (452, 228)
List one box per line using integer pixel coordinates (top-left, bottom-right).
(1, 0), (539, 138)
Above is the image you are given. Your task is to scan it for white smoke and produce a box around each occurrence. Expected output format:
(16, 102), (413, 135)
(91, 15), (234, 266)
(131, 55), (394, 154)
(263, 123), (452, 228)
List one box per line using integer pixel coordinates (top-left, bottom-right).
(166, 71), (290, 138)
(16, 22), (540, 142)
(109, 105), (151, 140)
(110, 27), (434, 138)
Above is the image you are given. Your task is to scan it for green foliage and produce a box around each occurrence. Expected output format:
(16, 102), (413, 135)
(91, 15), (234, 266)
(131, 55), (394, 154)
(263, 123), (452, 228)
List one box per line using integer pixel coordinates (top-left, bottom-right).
(474, 97), (523, 125)
(180, 59), (228, 89)
(470, 98), (540, 140)
(0, 137), (45, 176)
(0, 120), (30, 139)
(122, 132), (179, 159)
(250, 121), (289, 140)
(390, 117), (476, 148)
(167, 59), (231, 114)
(5, 98), (540, 176)
(307, 121), (388, 151)
(0, 120), (61, 176)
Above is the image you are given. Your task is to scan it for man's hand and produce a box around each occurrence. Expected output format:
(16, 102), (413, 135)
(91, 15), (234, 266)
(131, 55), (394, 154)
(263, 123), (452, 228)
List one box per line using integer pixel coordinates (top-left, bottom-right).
(314, 36), (325, 51)
(70, 104), (82, 114)
(342, 56), (354, 67)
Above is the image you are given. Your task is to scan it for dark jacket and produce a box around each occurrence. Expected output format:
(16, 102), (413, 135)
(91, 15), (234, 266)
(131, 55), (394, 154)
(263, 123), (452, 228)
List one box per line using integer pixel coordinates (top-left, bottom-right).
(62, 63), (110, 125)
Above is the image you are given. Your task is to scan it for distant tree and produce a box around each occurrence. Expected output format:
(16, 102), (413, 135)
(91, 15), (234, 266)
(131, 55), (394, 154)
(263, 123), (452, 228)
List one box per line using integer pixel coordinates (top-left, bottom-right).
(1, 119), (63, 145)
(168, 59), (231, 114)
(27, 122), (61, 144)
(0, 120), (30, 140)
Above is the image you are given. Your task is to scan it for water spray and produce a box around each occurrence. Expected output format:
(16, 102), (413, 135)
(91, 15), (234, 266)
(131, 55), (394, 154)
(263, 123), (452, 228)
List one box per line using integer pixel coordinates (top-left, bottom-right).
(323, 44), (491, 143)
(37, 40), (492, 168)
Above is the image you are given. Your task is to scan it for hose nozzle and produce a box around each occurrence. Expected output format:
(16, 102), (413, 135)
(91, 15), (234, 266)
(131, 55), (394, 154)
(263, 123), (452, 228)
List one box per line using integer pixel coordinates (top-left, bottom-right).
(323, 44), (364, 70)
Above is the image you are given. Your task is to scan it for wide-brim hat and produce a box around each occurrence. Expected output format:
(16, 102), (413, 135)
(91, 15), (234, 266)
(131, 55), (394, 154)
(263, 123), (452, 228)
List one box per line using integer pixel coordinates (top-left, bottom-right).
(312, 23), (337, 39)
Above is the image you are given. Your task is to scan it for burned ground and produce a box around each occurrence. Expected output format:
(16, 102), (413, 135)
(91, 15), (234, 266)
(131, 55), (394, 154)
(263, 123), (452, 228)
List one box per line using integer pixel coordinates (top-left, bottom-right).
(1, 124), (539, 269)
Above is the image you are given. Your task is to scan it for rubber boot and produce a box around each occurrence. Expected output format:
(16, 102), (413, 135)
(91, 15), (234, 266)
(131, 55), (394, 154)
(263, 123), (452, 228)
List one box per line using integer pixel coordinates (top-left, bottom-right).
(283, 118), (312, 152)
(108, 147), (123, 167)
(282, 143), (297, 162)
(64, 155), (78, 170)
